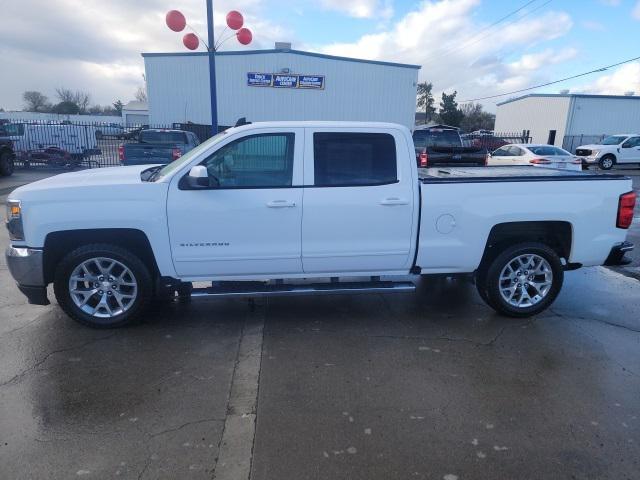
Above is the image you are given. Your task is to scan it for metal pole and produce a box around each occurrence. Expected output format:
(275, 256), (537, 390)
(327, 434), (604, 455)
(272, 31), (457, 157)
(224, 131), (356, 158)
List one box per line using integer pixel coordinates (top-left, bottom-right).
(206, 0), (218, 135)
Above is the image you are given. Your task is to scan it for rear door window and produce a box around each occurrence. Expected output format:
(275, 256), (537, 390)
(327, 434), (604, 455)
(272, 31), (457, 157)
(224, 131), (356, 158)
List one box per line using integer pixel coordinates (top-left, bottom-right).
(313, 133), (397, 187)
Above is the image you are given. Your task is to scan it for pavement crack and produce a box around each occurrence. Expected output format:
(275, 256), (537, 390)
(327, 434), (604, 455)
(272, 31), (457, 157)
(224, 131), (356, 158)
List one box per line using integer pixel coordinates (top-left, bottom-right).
(550, 307), (640, 333)
(147, 418), (224, 438)
(0, 333), (117, 388)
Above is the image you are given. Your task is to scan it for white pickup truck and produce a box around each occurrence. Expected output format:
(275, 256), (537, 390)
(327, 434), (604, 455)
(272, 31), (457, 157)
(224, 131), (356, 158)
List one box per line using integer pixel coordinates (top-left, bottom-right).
(5, 122), (636, 328)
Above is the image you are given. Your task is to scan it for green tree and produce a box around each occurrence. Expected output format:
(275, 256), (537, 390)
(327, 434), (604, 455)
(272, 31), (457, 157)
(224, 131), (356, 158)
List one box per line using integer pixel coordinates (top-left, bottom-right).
(416, 81), (435, 124)
(112, 100), (124, 116)
(459, 102), (495, 133)
(51, 101), (80, 114)
(439, 91), (464, 127)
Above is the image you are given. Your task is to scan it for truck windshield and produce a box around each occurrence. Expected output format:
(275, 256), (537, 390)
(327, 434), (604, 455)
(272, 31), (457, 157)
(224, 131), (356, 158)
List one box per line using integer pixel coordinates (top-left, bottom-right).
(151, 131), (227, 182)
(413, 130), (461, 148)
(600, 135), (626, 145)
(139, 131), (187, 144)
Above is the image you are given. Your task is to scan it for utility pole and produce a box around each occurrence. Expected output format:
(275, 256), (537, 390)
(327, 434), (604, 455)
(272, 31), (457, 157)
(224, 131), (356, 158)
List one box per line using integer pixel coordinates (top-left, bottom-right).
(206, 0), (218, 135)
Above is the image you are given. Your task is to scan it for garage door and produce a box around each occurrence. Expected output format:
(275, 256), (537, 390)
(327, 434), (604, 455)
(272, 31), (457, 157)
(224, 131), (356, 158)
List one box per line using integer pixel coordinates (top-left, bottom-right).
(125, 114), (149, 126)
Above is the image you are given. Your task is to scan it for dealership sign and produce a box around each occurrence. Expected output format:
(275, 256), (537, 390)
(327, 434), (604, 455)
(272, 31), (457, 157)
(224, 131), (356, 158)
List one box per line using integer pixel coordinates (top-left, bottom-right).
(247, 72), (325, 89)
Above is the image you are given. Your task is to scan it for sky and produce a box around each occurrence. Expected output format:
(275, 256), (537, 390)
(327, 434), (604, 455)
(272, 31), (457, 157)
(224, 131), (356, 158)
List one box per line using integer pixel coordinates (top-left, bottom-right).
(1, 0), (639, 112)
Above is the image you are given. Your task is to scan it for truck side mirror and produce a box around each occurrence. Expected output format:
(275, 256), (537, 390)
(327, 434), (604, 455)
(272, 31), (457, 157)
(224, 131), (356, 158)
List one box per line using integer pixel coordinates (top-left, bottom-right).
(186, 165), (210, 188)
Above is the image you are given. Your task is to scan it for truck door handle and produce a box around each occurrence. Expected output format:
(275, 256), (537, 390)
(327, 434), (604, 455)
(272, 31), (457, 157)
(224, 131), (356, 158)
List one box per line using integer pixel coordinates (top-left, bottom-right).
(266, 200), (296, 208)
(380, 197), (409, 206)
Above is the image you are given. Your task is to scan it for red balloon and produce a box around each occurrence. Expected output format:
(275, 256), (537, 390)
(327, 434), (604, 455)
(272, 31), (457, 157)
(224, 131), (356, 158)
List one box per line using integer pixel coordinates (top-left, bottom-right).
(226, 10), (244, 30)
(236, 28), (252, 45)
(166, 10), (186, 32)
(183, 33), (199, 50)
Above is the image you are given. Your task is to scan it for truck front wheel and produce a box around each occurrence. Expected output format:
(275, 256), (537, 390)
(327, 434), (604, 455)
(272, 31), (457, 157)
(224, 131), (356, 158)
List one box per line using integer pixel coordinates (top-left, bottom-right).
(479, 242), (564, 318)
(54, 244), (152, 328)
(598, 155), (615, 170)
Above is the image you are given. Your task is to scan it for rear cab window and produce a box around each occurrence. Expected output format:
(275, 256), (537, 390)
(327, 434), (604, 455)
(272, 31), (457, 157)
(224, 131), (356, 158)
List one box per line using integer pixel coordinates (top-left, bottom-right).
(412, 129), (462, 149)
(139, 131), (187, 144)
(312, 132), (397, 186)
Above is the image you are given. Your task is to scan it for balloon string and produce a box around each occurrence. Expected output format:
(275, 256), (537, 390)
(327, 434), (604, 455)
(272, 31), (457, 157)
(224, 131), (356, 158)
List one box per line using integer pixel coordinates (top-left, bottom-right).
(215, 32), (238, 51)
(186, 23), (209, 50)
(214, 26), (229, 51)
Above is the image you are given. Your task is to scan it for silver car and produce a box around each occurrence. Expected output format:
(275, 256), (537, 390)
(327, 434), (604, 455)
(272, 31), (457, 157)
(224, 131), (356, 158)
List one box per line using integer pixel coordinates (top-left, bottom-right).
(489, 144), (582, 171)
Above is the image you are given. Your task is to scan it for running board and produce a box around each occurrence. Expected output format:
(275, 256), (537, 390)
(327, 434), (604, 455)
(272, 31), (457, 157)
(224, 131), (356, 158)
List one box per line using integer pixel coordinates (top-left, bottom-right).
(190, 281), (416, 299)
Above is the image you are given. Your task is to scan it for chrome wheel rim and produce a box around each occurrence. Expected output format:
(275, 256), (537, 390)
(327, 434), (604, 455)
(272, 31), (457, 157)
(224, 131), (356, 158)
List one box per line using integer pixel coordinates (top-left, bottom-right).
(499, 254), (553, 308)
(69, 257), (138, 318)
(602, 158), (613, 169)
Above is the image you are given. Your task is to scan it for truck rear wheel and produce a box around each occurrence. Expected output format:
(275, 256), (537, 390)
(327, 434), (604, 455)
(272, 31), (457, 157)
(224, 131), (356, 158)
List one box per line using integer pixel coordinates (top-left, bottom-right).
(479, 242), (563, 318)
(54, 243), (152, 328)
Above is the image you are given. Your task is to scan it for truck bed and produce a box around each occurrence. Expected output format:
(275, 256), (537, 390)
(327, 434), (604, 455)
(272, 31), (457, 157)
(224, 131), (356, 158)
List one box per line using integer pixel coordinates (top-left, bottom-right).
(419, 166), (629, 183)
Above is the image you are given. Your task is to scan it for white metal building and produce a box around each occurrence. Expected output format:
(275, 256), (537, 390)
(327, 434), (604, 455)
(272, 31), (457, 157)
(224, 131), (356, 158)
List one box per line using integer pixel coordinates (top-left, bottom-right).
(121, 101), (149, 126)
(142, 46), (420, 129)
(495, 93), (640, 146)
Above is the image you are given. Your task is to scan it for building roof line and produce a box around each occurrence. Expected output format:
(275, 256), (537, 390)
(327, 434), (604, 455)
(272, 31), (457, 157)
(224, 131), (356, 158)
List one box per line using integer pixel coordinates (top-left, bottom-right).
(141, 48), (421, 70)
(497, 93), (640, 106)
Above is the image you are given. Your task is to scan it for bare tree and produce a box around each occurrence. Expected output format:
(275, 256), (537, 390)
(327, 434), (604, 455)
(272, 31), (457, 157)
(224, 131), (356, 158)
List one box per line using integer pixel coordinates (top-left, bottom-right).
(75, 91), (91, 114)
(23, 91), (50, 112)
(54, 88), (91, 114)
(55, 87), (75, 103)
(134, 86), (147, 103)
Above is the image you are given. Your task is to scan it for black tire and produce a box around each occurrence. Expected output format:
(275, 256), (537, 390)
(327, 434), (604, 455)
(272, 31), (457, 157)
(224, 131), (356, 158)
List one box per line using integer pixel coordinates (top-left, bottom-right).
(598, 155), (615, 170)
(478, 242), (564, 318)
(54, 243), (153, 328)
(0, 152), (14, 176)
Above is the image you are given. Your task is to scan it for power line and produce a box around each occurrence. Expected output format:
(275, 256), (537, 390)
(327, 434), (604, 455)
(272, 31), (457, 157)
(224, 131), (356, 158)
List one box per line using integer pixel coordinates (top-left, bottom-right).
(460, 55), (640, 102)
(425, 0), (550, 64)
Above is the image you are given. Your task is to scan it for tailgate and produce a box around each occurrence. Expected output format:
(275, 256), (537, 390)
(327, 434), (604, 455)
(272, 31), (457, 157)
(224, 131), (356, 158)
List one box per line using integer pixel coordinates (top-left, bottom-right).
(123, 144), (174, 164)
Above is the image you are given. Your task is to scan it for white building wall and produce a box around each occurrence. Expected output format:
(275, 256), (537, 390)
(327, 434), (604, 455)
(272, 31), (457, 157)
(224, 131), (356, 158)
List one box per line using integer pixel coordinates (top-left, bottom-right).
(565, 96), (640, 135)
(494, 96), (571, 145)
(144, 51), (419, 129)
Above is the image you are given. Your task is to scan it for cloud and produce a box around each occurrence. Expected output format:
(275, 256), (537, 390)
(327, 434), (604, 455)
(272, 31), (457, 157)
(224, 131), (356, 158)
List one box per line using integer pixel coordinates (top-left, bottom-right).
(320, 0), (394, 19)
(575, 62), (640, 95)
(634, 1), (640, 19)
(0, 0), (291, 110)
(599, 0), (620, 6)
(318, 0), (574, 107)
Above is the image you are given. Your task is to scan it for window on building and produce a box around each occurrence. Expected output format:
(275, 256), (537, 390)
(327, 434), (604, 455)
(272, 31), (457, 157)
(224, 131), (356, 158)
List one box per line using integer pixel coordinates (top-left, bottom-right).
(313, 132), (397, 187)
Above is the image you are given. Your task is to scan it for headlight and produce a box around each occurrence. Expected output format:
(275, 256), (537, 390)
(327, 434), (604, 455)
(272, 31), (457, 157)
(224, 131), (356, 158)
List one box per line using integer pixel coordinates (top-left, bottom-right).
(6, 199), (24, 241)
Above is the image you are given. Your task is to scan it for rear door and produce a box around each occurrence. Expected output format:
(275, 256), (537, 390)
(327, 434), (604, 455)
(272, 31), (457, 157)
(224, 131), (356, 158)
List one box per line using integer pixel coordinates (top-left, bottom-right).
(301, 128), (416, 274)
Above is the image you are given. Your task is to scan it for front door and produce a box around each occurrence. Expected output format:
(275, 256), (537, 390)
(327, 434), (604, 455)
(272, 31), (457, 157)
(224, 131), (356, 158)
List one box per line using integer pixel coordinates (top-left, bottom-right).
(167, 129), (304, 278)
(301, 129), (416, 274)
(619, 136), (640, 163)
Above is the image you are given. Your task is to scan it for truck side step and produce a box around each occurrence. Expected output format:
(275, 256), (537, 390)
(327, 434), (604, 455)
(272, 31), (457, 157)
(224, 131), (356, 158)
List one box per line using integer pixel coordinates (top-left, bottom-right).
(190, 280), (416, 299)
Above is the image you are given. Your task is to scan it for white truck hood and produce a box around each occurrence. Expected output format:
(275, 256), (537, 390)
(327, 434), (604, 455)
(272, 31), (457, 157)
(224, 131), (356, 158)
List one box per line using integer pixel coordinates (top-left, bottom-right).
(577, 144), (605, 150)
(9, 165), (155, 197)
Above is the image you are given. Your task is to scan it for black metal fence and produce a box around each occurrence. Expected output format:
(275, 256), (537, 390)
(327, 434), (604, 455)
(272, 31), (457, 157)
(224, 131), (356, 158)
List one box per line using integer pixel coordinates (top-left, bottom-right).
(0, 119), (222, 169)
(461, 130), (532, 151)
(562, 134), (608, 154)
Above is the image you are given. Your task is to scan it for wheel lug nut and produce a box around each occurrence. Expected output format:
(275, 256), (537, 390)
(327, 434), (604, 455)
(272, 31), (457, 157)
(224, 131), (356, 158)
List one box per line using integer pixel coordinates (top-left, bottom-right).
(112, 284), (117, 289)
(98, 290), (103, 294)
(99, 276), (104, 281)
(107, 291), (113, 296)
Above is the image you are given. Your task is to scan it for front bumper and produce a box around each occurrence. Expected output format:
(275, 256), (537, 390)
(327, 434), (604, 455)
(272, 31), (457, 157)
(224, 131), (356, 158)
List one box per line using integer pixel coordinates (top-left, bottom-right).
(5, 247), (50, 305)
(603, 241), (634, 266)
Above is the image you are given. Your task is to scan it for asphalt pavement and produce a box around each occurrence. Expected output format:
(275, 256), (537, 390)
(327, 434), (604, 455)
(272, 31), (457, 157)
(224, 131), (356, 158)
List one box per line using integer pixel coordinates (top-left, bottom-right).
(0, 167), (639, 480)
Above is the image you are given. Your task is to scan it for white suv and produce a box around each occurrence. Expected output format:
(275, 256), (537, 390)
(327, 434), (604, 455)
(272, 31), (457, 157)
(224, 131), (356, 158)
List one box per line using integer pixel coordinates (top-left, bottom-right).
(576, 134), (640, 170)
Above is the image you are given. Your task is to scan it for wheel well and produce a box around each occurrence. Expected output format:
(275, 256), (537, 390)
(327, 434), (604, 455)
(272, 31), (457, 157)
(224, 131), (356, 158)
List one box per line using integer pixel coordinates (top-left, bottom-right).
(479, 221), (572, 269)
(43, 229), (159, 283)
(601, 153), (616, 161)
